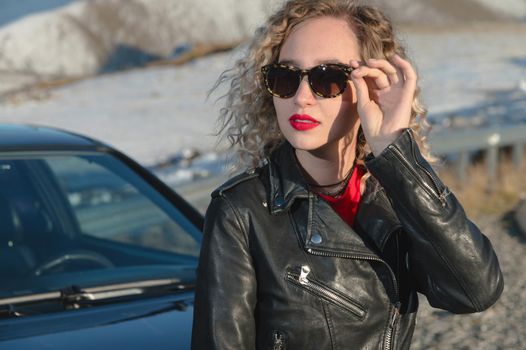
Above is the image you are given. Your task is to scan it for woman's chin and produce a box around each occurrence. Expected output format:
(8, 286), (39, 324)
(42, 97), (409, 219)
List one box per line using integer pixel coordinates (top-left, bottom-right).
(285, 136), (323, 151)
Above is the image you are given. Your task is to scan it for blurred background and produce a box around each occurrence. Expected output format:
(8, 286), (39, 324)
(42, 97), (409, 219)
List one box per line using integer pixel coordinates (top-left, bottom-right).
(0, 1), (525, 348)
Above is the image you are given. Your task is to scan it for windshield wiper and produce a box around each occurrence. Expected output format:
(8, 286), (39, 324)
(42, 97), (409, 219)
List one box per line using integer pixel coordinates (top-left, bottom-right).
(60, 279), (193, 305)
(0, 278), (193, 312)
(0, 304), (24, 318)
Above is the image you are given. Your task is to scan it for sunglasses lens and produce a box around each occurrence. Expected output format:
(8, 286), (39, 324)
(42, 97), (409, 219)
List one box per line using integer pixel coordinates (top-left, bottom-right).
(265, 66), (300, 98)
(310, 65), (348, 97)
(263, 64), (350, 98)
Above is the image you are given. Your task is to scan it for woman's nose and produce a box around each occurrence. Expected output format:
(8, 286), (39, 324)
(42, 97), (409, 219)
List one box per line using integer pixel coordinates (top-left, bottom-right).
(293, 76), (317, 107)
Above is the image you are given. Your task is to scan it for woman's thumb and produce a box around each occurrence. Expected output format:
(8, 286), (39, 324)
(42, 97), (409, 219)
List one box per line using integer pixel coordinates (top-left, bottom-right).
(350, 73), (369, 107)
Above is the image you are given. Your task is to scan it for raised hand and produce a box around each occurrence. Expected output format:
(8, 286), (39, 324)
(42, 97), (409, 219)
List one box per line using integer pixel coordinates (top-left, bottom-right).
(349, 54), (417, 156)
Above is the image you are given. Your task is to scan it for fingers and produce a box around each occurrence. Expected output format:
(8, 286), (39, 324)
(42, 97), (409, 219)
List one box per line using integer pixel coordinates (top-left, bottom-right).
(349, 55), (417, 106)
(348, 75), (370, 107)
(351, 66), (390, 90)
(390, 54), (417, 90)
(351, 55), (417, 89)
(349, 61), (381, 107)
(365, 58), (399, 85)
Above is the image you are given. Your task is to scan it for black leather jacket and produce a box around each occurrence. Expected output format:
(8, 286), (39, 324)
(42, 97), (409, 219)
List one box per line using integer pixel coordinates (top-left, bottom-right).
(191, 128), (503, 350)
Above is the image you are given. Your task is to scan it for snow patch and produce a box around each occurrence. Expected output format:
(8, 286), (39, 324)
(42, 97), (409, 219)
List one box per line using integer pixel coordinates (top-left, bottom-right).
(0, 0), (282, 77)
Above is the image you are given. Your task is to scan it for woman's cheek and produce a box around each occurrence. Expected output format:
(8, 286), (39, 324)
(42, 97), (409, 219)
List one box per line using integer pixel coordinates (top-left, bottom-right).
(273, 98), (291, 129)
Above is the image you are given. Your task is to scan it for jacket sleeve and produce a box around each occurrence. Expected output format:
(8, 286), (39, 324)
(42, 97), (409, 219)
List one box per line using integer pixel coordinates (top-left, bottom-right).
(191, 194), (257, 350)
(364, 128), (504, 314)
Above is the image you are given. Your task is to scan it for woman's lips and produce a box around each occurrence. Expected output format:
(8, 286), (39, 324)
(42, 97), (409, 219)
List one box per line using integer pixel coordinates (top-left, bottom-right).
(288, 114), (320, 131)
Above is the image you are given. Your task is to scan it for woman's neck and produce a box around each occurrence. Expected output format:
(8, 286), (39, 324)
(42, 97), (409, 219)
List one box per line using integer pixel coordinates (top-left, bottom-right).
(295, 139), (357, 186)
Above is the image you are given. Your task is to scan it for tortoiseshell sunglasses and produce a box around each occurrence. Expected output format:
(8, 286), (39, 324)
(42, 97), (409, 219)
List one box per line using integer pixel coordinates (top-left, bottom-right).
(261, 63), (354, 98)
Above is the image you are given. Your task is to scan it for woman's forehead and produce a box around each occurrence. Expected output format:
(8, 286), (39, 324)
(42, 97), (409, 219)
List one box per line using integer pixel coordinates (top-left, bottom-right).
(278, 16), (360, 65)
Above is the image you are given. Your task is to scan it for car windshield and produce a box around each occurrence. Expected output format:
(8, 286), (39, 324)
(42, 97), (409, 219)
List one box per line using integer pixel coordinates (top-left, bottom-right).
(0, 151), (201, 299)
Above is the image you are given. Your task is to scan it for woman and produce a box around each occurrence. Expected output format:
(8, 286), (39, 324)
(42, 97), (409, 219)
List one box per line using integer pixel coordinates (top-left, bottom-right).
(191, 1), (503, 349)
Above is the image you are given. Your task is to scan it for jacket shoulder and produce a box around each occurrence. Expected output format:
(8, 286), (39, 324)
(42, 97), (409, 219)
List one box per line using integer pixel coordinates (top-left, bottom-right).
(211, 168), (262, 198)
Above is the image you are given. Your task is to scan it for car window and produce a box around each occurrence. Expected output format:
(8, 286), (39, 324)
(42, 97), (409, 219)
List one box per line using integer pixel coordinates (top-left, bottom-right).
(0, 151), (201, 298)
(45, 154), (200, 257)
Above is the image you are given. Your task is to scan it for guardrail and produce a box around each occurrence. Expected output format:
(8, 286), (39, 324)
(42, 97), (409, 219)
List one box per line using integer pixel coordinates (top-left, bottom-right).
(175, 124), (526, 211)
(428, 124), (526, 191)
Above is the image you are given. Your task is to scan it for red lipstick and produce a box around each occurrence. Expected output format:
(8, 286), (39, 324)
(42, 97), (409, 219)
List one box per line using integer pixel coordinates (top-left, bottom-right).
(288, 114), (320, 131)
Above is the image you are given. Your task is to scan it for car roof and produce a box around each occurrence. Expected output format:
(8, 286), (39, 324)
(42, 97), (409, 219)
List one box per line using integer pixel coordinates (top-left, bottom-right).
(0, 124), (108, 151)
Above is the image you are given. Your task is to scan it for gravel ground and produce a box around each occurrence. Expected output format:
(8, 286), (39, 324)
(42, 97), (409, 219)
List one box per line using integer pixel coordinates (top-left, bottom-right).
(411, 213), (525, 349)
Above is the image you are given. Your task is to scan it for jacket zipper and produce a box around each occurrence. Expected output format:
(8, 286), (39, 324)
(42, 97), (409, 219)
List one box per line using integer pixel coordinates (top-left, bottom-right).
(305, 249), (400, 350)
(305, 249), (399, 300)
(384, 301), (401, 350)
(286, 265), (366, 319)
(273, 330), (286, 350)
(410, 143), (452, 207)
(389, 145), (448, 207)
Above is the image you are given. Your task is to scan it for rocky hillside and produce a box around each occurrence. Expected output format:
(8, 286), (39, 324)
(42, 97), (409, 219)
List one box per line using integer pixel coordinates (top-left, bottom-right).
(0, 0), (524, 80)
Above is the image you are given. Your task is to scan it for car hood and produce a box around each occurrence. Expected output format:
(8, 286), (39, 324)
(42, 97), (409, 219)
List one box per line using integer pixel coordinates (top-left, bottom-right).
(0, 292), (194, 350)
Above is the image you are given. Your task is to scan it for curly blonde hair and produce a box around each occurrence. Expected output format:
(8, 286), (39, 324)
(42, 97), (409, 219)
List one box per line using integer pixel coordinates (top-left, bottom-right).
(214, 0), (434, 170)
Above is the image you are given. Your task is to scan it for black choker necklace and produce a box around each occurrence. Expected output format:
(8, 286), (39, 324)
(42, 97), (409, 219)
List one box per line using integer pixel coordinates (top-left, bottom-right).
(308, 164), (355, 197)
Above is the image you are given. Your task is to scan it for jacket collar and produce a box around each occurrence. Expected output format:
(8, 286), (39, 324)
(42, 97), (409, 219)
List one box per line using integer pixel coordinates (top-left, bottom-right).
(266, 141), (309, 215)
(265, 141), (401, 253)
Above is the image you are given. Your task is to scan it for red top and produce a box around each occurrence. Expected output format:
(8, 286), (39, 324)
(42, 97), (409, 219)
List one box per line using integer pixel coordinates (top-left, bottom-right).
(318, 165), (365, 227)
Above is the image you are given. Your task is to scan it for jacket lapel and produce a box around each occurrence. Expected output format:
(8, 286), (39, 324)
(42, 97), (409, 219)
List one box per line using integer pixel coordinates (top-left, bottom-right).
(354, 177), (402, 252)
(266, 142), (402, 255)
(267, 142), (309, 215)
(291, 194), (381, 255)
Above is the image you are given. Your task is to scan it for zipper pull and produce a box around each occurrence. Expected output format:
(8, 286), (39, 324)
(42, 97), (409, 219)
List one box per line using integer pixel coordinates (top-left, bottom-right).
(298, 265), (311, 285)
(273, 330), (286, 350)
(439, 187), (451, 207)
(390, 302), (401, 328)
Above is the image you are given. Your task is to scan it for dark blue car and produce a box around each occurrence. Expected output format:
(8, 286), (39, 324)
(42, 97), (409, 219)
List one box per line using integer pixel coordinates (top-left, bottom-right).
(0, 124), (202, 349)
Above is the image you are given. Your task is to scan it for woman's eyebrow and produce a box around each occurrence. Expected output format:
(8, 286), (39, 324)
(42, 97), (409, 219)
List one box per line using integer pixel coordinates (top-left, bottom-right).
(314, 58), (346, 65)
(277, 58), (347, 66)
(277, 59), (299, 66)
